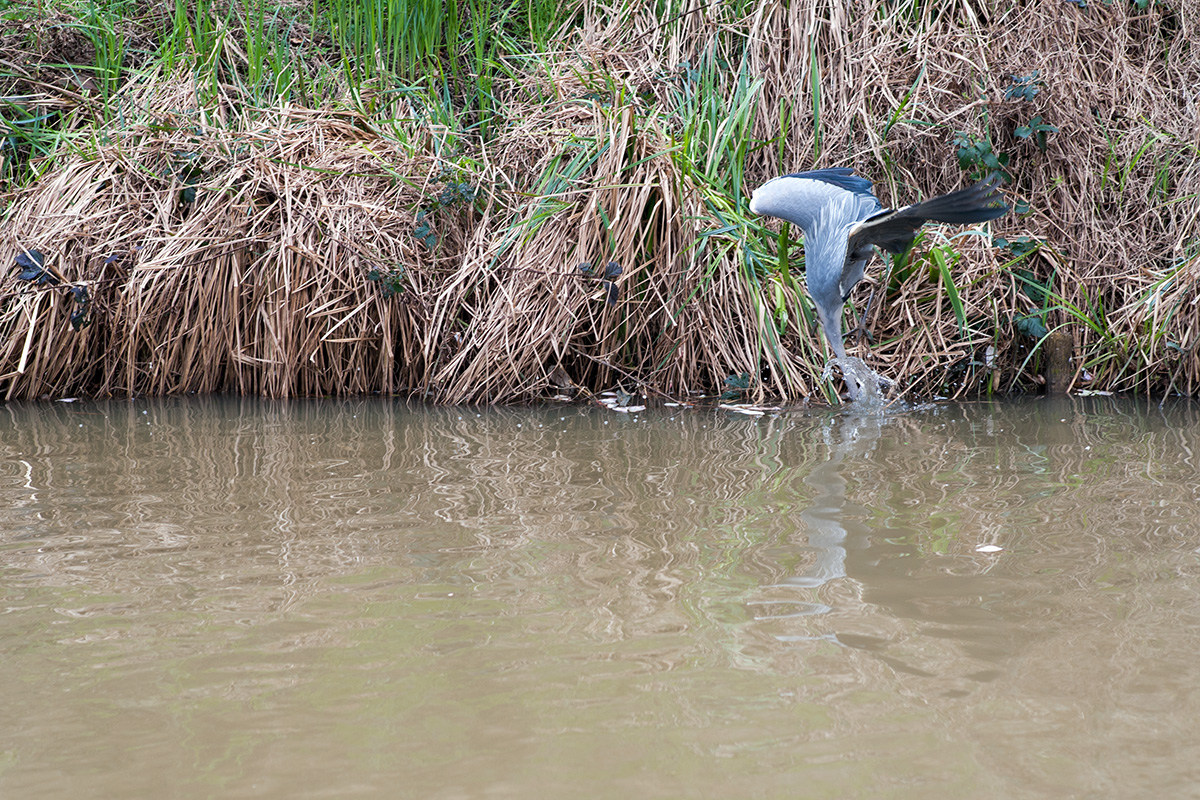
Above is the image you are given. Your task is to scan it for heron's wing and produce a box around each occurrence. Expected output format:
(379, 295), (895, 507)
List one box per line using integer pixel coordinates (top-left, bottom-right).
(847, 175), (1008, 255)
(784, 168), (875, 196)
(750, 170), (880, 238)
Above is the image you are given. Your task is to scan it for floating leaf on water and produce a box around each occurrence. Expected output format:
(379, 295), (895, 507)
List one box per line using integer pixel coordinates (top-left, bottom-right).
(599, 388), (643, 412)
(720, 404), (765, 416)
(608, 404), (645, 413)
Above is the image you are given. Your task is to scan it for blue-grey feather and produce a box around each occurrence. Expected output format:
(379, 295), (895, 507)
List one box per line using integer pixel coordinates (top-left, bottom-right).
(783, 168), (876, 197)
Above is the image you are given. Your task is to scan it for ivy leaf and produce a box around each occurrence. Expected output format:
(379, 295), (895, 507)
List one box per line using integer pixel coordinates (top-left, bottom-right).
(720, 372), (751, 401)
(604, 281), (619, 307)
(1014, 314), (1049, 340)
(14, 249), (58, 285)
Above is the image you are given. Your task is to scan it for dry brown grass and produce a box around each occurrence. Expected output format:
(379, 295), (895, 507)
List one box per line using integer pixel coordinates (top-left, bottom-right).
(427, 95), (809, 404)
(2, 76), (453, 399)
(3, 0), (1199, 402)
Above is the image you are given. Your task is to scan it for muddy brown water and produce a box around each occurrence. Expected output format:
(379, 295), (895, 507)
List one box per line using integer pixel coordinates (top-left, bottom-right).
(2, 396), (1199, 799)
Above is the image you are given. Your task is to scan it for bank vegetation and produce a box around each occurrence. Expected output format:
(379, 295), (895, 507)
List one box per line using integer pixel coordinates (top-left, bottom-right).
(2, 0), (1197, 403)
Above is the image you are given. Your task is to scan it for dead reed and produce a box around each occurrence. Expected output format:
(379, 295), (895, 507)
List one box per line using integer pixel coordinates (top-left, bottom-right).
(2, 0), (1198, 402)
(1, 76), (452, 399)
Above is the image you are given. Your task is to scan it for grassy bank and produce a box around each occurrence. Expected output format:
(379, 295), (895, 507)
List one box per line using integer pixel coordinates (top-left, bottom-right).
(2, 0), (1198, 403)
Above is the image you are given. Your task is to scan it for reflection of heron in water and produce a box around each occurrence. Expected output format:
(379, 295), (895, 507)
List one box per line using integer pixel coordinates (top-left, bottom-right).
(748, 409), (892, 627)
(791, 408), (889, 588)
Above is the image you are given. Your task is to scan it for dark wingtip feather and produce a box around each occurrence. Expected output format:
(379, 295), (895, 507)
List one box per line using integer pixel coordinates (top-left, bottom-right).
(907, 174), (1009, 224)
(967, 172), (1009, 219)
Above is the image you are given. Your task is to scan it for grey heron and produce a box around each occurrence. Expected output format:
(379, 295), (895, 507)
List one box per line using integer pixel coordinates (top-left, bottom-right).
(749, 169), (1008, 397)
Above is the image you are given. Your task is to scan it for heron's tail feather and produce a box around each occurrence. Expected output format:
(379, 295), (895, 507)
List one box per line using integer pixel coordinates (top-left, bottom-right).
(904, 174), (1008, 224)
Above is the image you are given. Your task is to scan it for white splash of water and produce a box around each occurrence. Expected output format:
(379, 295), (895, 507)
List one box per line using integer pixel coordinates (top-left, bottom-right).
(822, 356), (893, 405)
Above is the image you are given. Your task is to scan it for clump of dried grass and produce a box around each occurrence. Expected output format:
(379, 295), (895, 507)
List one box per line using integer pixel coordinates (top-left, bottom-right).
(2, 61), (802, 403)
(426, 94), (803, 404)
(544, 0), (1200, 399)
(1, 75), (456, 399)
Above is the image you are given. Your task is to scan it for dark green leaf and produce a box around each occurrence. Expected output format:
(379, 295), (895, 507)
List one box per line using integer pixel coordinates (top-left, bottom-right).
(1014, 315), (1049, 339)
(604, 281), (619, 307)
(14, 249), (45, 270)
(724, 372), (750, 390)
(14, 249), (57, 285)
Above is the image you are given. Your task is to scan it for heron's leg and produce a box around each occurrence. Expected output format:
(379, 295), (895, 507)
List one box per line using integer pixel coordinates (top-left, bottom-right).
(850, 251), (904, 346)
(851, 289), (877, 346)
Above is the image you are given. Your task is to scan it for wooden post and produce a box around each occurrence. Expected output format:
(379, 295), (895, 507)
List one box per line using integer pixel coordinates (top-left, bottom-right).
(1043, 329), (1074, 395)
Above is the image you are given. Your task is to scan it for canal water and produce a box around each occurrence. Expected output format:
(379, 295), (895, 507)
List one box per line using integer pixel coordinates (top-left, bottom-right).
(2, 396), (1199, 798)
